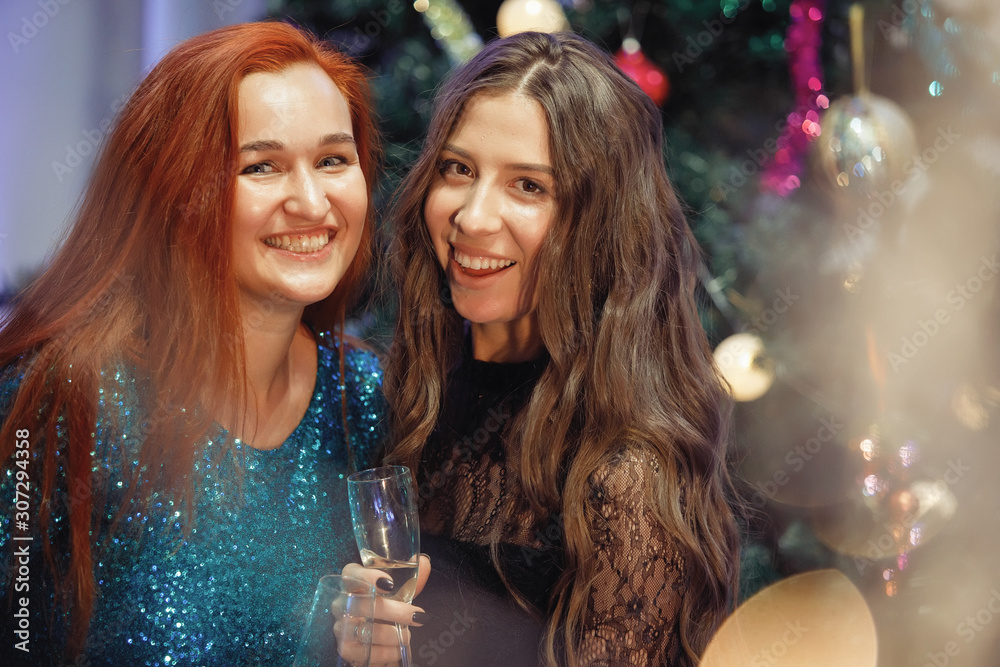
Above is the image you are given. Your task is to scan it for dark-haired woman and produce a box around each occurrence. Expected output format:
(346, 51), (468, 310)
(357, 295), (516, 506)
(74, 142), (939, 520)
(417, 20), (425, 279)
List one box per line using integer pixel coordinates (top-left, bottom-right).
(385, 31), (740, 666)
(0, 22), (423, 665)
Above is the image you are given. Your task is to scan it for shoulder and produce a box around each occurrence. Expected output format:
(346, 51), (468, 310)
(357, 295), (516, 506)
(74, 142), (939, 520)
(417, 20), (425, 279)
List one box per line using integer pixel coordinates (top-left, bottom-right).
(589, 446), (663, 500)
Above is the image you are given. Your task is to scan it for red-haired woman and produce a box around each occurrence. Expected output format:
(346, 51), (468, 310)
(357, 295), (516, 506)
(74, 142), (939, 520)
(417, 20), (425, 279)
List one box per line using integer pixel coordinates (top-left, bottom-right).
(0, 21), (419, 665)
(385, 31), (740, 666)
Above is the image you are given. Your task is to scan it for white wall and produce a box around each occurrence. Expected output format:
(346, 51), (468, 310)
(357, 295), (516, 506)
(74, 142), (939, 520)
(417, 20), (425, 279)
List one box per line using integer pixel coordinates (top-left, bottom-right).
(0, 0), (266, 294)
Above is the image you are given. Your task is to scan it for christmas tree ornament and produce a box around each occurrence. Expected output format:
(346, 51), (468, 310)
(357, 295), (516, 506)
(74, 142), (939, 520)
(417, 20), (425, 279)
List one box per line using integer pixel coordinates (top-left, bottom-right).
(812, 422), (955, 597)
(713, 332), (775, 402)
(814, 93), (918, 200)
(414, 0), (483, 65)
(496, 0), (569, 38)
(701, 570), (877, 667)
(813, 5), (918, 201)
(760, 0), (828, 196)
(614, 37), (670, 106)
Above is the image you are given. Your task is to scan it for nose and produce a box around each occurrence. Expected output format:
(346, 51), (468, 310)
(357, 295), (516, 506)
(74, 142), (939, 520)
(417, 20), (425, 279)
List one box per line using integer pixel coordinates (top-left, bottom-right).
(453, 182), (502, 236)
(283, 168), (331, 222)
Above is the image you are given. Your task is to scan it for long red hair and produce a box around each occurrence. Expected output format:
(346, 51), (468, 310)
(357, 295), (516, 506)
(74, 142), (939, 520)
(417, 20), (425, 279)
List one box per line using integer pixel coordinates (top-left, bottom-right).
(0, 21), (378, 656)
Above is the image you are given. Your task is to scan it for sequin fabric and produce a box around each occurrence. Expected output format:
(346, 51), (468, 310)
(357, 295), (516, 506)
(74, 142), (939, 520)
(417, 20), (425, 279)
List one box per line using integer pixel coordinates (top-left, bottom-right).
(0, 338), (386, 666)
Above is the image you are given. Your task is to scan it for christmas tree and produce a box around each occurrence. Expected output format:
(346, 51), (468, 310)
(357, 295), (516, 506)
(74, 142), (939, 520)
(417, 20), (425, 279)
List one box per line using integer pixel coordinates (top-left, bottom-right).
(271, 1), (1000, 663)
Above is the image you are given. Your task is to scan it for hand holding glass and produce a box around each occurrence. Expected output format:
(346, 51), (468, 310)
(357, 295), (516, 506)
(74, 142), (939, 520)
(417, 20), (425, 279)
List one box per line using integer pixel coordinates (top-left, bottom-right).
(293, 574), (376, 667)
(347, 466), (420, 667)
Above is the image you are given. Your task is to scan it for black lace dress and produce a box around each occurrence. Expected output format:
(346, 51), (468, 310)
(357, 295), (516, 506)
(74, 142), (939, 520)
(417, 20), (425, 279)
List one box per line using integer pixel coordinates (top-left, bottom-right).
(409, 347), (687, 666)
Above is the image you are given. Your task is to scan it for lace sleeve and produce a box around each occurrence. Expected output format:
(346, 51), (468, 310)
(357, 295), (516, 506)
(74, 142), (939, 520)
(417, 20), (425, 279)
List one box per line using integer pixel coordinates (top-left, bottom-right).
(578, 450), (687, 666)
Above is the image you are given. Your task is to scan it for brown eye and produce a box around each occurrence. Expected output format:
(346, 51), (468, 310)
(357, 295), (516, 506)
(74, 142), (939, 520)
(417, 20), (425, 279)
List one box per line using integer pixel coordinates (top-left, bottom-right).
(516, 178), (547, 195)
(439, 159), (472, 178)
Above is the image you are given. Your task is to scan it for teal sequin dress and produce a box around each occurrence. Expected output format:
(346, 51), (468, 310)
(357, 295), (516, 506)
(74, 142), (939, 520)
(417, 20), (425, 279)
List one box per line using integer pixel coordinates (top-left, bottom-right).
(0, 337), (386, 666)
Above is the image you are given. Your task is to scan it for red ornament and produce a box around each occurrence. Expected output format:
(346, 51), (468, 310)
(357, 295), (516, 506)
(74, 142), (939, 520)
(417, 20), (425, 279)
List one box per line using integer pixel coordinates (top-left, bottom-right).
(614, 39), (670, 106)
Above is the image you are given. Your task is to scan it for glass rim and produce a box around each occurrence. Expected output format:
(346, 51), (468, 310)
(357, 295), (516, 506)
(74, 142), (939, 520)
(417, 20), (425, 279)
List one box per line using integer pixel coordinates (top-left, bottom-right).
(347, 465), (412, 484)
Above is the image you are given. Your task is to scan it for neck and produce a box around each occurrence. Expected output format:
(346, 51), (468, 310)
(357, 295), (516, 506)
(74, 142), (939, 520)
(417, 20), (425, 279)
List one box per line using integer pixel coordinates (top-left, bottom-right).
(216, 297), (317, 448)
(470, 319), (544, 363)
(243, 307), (305, 402)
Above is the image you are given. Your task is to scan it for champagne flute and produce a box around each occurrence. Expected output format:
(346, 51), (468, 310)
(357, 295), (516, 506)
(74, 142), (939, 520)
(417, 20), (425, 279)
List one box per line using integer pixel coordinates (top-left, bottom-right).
(293, 574), (377, 667)
(347, 466), (420, 667)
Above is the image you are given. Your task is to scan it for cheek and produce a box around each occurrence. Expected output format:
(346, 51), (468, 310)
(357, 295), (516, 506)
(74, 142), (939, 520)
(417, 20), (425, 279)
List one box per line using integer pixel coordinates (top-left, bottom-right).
(516, 213), (555, 264)
(423, 193), (451, 263)
(331, 173), (369, 222)
(232, 184), (269, 234)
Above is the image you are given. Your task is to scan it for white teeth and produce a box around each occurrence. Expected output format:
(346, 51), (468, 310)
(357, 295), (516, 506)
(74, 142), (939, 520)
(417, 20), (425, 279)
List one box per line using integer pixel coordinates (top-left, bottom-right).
(263, 230), (331, 253)
(453, 248), (514, 270)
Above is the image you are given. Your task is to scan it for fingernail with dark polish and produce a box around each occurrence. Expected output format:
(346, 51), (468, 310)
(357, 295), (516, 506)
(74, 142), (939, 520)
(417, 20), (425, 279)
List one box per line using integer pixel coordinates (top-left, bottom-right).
(376, 577), (395, 592)
(411, 611), (429, 625)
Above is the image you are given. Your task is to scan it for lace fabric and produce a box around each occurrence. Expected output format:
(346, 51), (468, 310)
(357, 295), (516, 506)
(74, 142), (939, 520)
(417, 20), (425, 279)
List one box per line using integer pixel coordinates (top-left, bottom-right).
(419, 352), (686, 665)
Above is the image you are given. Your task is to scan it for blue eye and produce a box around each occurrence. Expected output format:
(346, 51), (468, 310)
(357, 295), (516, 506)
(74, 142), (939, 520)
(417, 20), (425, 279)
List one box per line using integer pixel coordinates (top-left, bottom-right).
(318, 156), (345, 168)
(241, 162), (274, 175)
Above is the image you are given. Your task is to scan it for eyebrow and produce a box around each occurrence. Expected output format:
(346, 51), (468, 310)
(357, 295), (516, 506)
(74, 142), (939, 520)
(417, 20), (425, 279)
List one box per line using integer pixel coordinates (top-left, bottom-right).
(442, 143), (554, 176)
(240, 133), (356, 153)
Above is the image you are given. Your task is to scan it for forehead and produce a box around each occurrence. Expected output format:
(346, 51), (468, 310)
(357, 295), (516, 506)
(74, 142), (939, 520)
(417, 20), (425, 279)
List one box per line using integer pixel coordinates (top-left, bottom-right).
(236, 63), (351, 136)
(447, 91), (551, 156)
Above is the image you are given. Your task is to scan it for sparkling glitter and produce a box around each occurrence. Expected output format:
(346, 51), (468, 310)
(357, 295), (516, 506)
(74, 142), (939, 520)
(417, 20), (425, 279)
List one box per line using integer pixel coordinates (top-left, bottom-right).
(0, 341), (386, 663)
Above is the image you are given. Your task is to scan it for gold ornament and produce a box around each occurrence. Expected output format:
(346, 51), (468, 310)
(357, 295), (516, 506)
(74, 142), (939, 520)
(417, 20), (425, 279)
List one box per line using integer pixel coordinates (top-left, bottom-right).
(496, 0), (569, 37)
(813, 93), (918, 200)
(813, 4), (918, 201)
(713, 333), (775, 402)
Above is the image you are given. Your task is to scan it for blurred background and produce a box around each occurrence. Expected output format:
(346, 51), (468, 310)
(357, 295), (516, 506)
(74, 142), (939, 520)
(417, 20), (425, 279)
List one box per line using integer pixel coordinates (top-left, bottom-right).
(2, 0), (1000, 664)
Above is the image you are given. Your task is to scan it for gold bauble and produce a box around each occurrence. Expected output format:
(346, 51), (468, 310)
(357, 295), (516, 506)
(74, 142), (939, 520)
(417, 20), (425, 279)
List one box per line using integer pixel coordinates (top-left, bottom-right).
(813, 93), (918, 200)
(713, 333), (775, 402)
(496, 0), (569, 37)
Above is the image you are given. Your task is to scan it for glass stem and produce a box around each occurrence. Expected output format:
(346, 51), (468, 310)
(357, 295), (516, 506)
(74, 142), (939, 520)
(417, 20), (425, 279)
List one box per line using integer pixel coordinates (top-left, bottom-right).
(395, 622), (411, 667)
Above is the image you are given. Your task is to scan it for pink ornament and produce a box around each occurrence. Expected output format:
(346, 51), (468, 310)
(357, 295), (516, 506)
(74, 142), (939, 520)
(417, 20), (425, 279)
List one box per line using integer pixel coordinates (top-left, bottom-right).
(615, 39), (670, 107)
(761, 0), (828, 196)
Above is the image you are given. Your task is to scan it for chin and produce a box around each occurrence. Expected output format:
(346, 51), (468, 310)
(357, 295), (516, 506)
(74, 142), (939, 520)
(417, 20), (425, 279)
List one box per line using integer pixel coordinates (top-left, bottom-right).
(452, 300), (521, 327)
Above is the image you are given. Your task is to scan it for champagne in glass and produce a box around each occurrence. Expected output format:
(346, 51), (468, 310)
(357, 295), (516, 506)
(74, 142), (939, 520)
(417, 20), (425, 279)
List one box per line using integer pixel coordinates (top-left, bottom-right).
(347, 466), (420, 667)
(357, 549), (420, 603)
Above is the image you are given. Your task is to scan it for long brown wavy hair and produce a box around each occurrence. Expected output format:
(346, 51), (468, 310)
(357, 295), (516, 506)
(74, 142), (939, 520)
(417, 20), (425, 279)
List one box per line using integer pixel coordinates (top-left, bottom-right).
(384, 31), (739, 665)
(0, 21), (378, 657)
